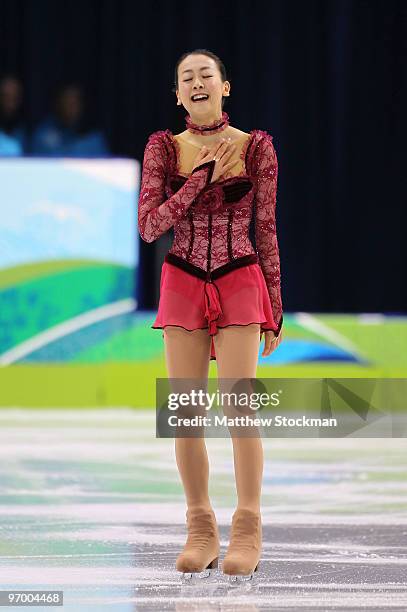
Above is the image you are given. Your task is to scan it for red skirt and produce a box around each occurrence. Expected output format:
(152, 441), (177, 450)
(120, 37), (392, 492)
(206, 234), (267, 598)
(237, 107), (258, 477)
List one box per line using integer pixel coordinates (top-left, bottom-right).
(152, 257), (279, 361)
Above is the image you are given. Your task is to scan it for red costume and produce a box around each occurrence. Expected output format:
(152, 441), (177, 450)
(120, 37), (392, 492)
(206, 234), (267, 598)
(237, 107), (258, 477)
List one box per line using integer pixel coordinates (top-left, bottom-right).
(138, 111), (283, 360)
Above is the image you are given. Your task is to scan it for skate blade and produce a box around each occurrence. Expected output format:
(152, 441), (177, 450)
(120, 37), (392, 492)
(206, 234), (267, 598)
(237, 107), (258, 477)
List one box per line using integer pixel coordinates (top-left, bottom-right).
(180, 557), (218, 580)
(226, 562), (259, 583)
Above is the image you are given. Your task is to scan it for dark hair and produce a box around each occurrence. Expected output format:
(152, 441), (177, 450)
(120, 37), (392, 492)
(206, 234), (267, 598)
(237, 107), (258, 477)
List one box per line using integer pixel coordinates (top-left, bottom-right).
(0, 73), (23, 86)
(172, 49), (229, 109)
(53, 81), (84, 103)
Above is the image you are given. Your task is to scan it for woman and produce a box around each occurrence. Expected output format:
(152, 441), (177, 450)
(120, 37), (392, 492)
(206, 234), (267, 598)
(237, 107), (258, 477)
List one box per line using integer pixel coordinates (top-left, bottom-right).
(138, 48), (283, 581)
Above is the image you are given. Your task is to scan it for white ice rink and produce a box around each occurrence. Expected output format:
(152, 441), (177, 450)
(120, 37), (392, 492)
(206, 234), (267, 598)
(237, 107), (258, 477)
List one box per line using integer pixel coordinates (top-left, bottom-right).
(0, 408), (406, 610)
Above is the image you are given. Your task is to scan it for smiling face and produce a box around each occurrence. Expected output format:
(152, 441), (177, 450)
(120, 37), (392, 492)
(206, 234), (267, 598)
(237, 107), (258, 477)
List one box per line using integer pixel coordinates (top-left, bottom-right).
(176, 54), (230, 123)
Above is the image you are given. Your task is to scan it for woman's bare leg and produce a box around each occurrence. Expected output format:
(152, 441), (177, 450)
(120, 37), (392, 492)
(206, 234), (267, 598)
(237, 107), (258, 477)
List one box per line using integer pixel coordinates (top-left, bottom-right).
(213, 324), (263, 513)
(163, 326), (212, 510)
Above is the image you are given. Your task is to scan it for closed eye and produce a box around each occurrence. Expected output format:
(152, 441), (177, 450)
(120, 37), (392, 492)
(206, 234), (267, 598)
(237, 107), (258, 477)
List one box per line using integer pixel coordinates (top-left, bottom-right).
(184, 76), (212, 82)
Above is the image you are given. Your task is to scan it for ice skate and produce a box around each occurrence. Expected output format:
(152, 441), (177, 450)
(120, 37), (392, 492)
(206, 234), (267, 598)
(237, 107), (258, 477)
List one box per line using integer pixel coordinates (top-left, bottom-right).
(176, 506), (220, 579)
(222, 508), (262, 582)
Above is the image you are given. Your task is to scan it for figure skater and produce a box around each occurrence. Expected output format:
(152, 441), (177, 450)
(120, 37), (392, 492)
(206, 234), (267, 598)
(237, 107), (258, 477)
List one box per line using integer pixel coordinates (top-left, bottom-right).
(138, 48), (283, 581)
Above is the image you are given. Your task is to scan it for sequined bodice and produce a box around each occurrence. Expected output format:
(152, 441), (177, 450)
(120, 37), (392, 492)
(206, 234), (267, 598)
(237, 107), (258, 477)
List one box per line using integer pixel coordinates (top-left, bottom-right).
(138, 127), (283, 331)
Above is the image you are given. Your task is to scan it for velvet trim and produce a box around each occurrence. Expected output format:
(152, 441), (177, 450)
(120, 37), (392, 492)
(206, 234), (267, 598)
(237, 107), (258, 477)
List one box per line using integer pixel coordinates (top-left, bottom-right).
(191, 158), (216, 185)
(164, 252), (259, 281)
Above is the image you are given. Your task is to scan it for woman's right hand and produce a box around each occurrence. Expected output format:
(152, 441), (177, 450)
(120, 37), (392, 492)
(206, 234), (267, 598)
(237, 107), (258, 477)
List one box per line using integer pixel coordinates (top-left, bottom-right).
(192, 138), (238, 183)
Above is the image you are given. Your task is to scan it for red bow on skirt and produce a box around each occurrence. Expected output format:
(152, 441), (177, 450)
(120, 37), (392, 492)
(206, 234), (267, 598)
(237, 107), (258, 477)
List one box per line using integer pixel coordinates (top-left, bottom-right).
(204, 280), (223, 335)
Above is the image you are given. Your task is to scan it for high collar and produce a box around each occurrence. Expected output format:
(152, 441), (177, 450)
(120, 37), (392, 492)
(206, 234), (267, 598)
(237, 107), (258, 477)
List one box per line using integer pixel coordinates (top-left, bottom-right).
(185, 111), (230, 135)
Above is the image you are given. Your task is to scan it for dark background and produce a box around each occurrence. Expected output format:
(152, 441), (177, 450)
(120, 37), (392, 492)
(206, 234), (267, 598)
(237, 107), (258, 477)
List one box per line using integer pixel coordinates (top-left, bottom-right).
(1, 0), (405, 313)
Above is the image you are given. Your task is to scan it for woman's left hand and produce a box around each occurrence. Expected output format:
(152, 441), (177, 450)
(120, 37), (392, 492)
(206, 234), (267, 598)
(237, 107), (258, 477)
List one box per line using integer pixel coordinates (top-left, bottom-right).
(261, 327), (283, 357)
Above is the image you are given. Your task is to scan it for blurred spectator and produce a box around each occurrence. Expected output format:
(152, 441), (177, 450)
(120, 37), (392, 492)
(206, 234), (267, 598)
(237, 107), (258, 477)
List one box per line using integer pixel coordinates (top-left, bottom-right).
(30, 83), (109, 157)
(0, 74), (27, 155)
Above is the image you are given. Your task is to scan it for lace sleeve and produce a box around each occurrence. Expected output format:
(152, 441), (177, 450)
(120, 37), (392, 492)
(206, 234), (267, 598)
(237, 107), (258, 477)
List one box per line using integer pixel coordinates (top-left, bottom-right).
(138, 132), (215, 242)
(253, 132), (283, 335)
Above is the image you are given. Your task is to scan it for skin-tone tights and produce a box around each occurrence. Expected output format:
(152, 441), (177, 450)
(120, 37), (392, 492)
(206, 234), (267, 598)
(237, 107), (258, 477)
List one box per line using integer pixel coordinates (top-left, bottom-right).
(163, 324), (263, 514)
